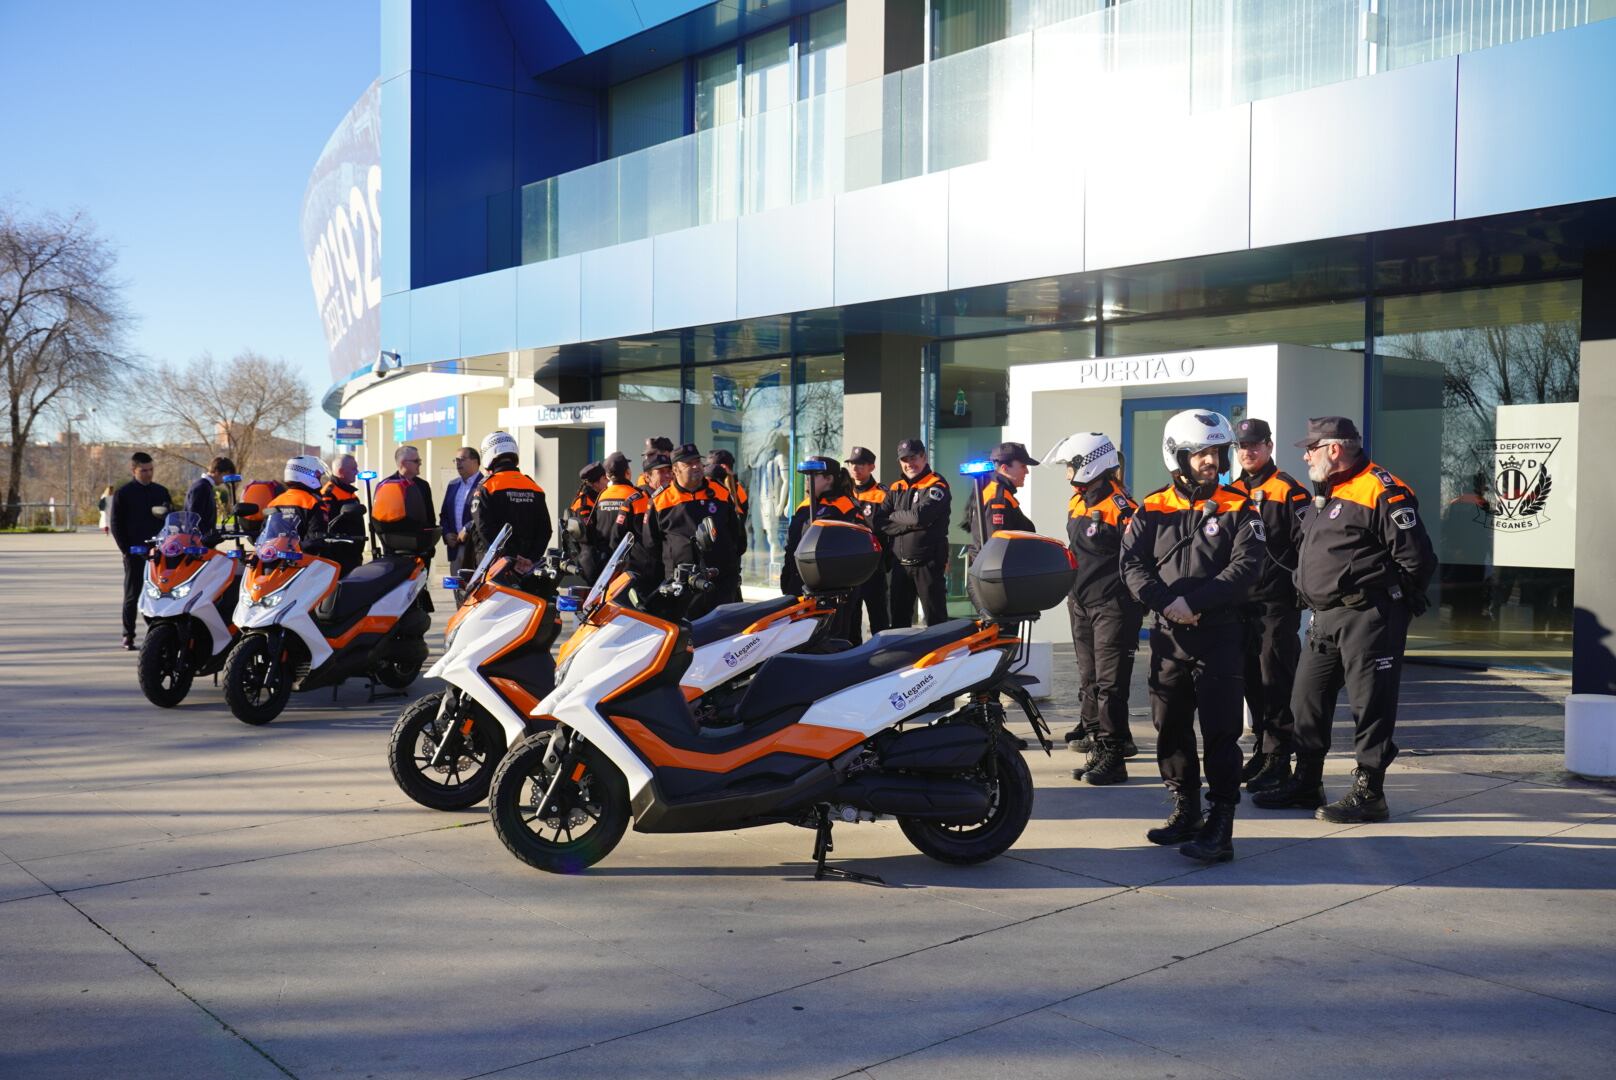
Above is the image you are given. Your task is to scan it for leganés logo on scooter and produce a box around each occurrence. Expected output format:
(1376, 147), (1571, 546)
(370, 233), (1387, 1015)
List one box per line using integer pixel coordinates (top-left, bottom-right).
(722, 636), (762, 668)
(889, 672), (937, 711)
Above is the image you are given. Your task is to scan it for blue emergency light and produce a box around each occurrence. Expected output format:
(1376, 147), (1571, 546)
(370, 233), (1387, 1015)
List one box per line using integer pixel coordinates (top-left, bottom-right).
(128, 545), (147, 555)
(796, 458), (830, 473)
(222, 474), (243, 484)
(441, 576), (459, 590)
(557, 594), (581, 613)
(959, 460), (995, 476)
(358, 470), (378, 481)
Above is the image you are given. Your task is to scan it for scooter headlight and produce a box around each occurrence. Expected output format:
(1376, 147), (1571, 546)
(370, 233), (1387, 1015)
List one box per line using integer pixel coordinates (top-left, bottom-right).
(252, 592), (285, 609)
(144, 582), (162, 599)
(170, 582), (193, 600)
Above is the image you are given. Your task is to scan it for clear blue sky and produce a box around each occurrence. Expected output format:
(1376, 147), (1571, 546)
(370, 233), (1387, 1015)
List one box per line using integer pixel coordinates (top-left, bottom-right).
(0, 0), (378, 449)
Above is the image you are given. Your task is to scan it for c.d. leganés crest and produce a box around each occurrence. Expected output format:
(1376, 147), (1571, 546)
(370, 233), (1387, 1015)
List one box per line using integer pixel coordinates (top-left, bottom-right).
(1475, 438), (1558, 531)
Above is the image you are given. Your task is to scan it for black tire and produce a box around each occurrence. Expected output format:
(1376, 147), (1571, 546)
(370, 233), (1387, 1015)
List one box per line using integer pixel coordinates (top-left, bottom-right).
(137, 621), (193, 708)
(374, 656), (423, 690)
(222, 635), (292, 726)
(388, 692), (508, 810)
(899, 740), (1035, 865)
(489, 731), (630, 874)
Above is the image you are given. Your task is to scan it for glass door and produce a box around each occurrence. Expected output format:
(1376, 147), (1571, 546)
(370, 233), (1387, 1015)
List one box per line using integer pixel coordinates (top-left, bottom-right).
(1121, 393), (1248, 495)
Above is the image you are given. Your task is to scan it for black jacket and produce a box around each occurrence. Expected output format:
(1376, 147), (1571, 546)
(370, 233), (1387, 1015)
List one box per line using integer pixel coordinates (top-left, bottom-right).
(468, 466), (552, 565)
(587, 481), (654, 584)
(881, 468), (952, 565)
(183, 476), (219, 535)
(781, 493), (861, 595)
(643, 480), (743, 586)
(1065, 478), (1137, 609)
(1293, 456), (1438, 611)
(1229, 461), (1312, 604)
(110, 479), (173, 552)
(1120, 479), (1264, 625)
(969, 475), (1035, 558)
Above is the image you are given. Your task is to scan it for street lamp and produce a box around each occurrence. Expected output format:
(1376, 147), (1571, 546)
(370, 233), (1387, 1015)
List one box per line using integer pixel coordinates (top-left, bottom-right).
(66, 410), (91, 532)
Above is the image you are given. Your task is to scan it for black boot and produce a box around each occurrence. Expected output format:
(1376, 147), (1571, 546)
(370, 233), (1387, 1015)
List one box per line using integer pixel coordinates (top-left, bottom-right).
(1251, 754), (1325, 810)
(1316, 768), (1389, 824)
(1180, 801), (1235, 863)
(1121, 738), (1139, 759)
(1064, 726), (1094, 753)
(1241, 750), (1268, 782)
(1246, 752), (1293, 793)
(1082, 742), (1128, 786)
(1071, 742), (1104, 780)
(1146, 789), (1203, 845)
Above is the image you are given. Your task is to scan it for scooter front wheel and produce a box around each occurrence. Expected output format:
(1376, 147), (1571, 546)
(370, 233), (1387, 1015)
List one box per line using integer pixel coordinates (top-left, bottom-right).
(899, 740), (1035, 865)
(137, 622), (193, 708)
(489, 731), (629, 874)
(222, 635), (292, 725)
(388, 692), (507, 810)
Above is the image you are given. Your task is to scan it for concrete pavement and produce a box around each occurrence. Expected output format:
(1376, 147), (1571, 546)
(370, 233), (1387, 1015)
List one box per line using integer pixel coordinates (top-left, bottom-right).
(2, 533), (1613, 1079)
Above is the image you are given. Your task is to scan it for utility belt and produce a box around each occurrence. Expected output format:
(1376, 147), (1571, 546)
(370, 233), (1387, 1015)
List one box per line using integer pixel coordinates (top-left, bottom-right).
(896, 555), (940, 568)
(1308, 585), (1401, 613)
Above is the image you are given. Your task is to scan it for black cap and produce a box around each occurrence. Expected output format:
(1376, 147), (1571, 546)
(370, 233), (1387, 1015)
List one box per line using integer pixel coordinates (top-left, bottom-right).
(644, 436), (674, 453)
(707, 448), (735, 468)
(604, 451), (630, 477)
(990, 441), (1040, 466)
(641, 452), (672, 472)
(896, 438), (926, 458)
(844, 446), (876, 466)
(1293, 416), (1362, 448)
(796, 455), (838, 474)
(1235, 418), (1272, 444)
(671, 442), (703, 464)
(578, 461), (606, 484)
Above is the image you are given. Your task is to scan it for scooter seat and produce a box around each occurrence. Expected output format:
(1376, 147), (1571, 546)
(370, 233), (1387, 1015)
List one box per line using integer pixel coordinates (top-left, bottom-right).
(732, 619), (979, 723)
(689, 595), (799, 648)
(317, 555), (418, 625)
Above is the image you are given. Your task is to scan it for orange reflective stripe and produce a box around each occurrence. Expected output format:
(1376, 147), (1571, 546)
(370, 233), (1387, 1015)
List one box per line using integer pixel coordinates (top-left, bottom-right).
(611, 715), (865, 772)
(268, 489), (318, 511)
(483, 471), (543, 494)
(856, 486), (885, 504)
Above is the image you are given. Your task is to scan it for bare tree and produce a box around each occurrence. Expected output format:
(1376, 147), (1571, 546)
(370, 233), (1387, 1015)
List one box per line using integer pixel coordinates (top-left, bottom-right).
(0, 208), (131, 528)
(134, 351), (313, 480)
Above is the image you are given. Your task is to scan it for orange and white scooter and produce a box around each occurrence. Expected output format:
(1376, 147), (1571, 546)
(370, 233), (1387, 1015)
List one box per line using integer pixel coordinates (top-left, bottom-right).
(222, 507), (432, 725)
(487, 524), (1072, 881)
(389, 525), (850, 811)
(134, 507), (244, 707)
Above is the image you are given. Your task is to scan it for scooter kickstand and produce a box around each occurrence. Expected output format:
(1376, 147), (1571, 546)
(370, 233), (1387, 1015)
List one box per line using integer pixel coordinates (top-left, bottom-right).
(811, 808), (884, 886)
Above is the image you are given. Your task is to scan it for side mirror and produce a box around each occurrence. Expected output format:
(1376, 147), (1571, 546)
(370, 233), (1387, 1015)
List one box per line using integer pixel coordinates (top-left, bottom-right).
(337, 500), (363, 518)
(456, 568), (477, 584)
(235, 502), (259, 519)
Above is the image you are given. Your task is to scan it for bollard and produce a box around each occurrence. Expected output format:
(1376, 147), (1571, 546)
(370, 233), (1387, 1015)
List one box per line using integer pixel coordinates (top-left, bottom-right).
(1564, 694), (1616, 780)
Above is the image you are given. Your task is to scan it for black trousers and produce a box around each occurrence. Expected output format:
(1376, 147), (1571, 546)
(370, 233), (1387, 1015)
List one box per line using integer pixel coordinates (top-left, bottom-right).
(1068, 595), (1143, 745)
(121, 553), (145, 636)
(1148, 621), (1244, 806)
(889, 560), (949, 628)
(1291, 598), (1411, 772)
(1242, 599), (1303, 754)
(849, 564), (891, 645)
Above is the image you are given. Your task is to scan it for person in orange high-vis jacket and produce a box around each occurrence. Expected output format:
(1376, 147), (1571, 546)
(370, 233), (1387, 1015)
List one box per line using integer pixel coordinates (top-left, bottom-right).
(467, 431), (551, 571)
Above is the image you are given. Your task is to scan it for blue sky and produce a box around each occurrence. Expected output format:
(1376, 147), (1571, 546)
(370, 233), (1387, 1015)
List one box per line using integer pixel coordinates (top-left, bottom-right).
(0, 0), (379, 448)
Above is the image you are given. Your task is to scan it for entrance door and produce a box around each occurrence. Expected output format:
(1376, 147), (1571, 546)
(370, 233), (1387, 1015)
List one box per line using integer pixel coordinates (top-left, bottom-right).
(1121, 392), (1247, 494)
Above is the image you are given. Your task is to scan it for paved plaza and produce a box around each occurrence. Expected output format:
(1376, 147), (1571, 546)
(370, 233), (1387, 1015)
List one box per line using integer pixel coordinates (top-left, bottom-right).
(2, 533), (1613, 1079)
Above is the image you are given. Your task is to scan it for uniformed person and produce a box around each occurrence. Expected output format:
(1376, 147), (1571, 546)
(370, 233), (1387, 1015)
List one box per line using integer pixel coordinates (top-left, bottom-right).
(1253, 417), (1437, 824)
(320, 453), (366, 576)
(561, 461), (608, 575)
(643, 443), (743, 618)
(587, 452), (654, 586)
(845, 446), (890, 642)
(781, 456), (862, 604)
(975, 442), (1038, 554)
(882, 439), (952, 627)
(707, 449), (750, 603)
(265, 456), (342, 559)
(1227, 418), (1312, 793)
(467, 431), (552, 570)
(1051, 432), (1143, 785)
(1121, 410), (1264, 863)
(636, 436), (674, 493)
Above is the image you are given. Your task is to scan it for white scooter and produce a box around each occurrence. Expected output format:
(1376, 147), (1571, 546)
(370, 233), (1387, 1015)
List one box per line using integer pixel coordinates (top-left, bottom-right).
(388, 525), (851, 811)
(133, 507), (244, 707)
(486, 523), (1072, 881)
(222, 505), (432, 725)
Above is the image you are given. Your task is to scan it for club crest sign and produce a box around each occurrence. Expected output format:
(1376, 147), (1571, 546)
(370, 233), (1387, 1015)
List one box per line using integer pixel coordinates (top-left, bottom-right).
(1476, 439), (1558, 532)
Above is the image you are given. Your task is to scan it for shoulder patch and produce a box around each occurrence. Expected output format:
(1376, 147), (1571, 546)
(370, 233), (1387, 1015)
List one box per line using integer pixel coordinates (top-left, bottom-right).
(1372, 467), (1396, 488)
(1112, 494), (1130, 511)
(1251, 518), (1266, 542)
(927, 486), (946, 502)
(1391, 507), (1418, 531)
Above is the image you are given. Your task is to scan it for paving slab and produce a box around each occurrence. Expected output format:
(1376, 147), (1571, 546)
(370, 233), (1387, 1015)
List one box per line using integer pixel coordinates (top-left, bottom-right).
(0, 851), (51, 904)
(0, 893), (288, 1080)
(1056, 924), (1616, 1080)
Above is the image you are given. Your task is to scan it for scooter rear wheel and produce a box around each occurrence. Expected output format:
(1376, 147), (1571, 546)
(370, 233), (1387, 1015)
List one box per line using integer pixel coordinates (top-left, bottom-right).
(222, 635), (291, 725)
(489, 731), (629, 873)
(137, 622), (193, 708)
(374, 657), (423, 690)
(388, 692), (507, 810)
(899, 741), (1035, 865)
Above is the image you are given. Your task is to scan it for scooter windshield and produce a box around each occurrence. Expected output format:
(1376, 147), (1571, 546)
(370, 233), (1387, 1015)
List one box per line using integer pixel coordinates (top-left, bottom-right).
(582, 534), (635, 616)
(156, 511), (204, 558)
(255, 511), (305, 563)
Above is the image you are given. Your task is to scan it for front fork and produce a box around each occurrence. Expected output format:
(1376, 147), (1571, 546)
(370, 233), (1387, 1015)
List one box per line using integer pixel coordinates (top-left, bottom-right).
(429, 688), (471, 768)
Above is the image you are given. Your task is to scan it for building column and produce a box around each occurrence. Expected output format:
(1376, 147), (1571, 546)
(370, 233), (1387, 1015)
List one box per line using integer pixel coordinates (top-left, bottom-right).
(1574, 250), (1616, 694)
(844, 333), (927, 475)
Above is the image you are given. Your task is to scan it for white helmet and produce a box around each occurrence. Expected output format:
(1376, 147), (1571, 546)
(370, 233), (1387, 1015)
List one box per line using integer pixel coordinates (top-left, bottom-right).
(1161, 409), (1234, 476)
(284, 454), (326, 489)
(480, 430), (519, 466)
(1045, 432), (1119, 485)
